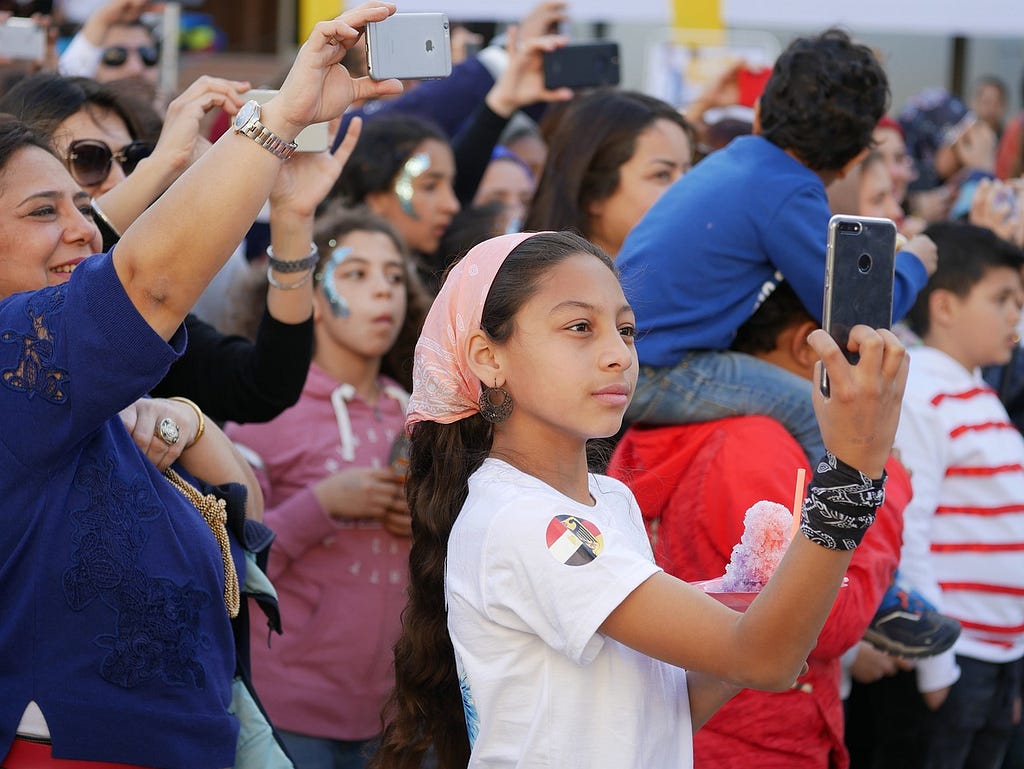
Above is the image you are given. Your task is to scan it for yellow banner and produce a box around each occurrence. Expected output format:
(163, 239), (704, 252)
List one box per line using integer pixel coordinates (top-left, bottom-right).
(299, 0), (342, 42)
(671, 0), (722, 30)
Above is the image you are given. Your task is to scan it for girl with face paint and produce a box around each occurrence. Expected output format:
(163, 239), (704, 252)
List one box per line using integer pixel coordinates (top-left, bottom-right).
(329, 114), (461, 293)
(225, 204), (430, 769)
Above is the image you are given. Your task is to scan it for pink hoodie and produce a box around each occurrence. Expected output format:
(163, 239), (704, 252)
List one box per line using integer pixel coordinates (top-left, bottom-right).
(227, 363), (410, 740)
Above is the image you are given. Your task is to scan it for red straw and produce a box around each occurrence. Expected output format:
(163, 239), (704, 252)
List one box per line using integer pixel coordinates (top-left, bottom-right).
(791, 467), (806, 540)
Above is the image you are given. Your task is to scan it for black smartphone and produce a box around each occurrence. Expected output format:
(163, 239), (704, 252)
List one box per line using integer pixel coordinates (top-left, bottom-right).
(542, 42), (620, 90)
(819, 215), (897, 397)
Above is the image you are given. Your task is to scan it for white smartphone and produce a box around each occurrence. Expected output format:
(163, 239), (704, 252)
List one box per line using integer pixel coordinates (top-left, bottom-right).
(365, 13), (452, 81)
(0, 18), (46, 62)
(243, 89), (329, 153)
(819, 215), (897, 397)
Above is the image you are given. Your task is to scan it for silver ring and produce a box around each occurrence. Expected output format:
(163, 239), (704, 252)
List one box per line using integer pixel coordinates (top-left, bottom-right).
(157, 417), (181, 447)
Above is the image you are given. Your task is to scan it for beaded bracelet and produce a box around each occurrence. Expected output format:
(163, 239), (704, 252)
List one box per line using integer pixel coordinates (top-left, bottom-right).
(799, 452), (886, 551)
(266, 265), (314, 290)
(167, 396), (205, 448)
(267, 242), (319, 274)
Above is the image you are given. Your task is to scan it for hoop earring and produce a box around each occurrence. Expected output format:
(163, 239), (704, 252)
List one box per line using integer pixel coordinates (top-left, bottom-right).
(479, 385), (513, 423)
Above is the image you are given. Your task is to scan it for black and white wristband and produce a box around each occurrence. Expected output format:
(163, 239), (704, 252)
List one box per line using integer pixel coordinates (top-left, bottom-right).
(799, 452), (886, 551)
(267, 242), (319, 274)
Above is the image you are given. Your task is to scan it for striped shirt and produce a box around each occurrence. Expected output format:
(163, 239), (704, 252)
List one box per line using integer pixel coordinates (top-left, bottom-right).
(896, 347), (1024, 690)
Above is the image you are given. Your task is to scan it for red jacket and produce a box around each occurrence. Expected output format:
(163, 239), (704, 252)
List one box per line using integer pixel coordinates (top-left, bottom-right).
(608, 416), (909, 769)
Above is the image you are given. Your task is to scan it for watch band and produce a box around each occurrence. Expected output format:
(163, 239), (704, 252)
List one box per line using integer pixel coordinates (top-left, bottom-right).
(235, 101), (297, 160)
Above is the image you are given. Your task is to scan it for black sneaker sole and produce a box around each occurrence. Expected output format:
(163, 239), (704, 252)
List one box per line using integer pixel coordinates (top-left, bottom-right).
(861, 626), (960, 659)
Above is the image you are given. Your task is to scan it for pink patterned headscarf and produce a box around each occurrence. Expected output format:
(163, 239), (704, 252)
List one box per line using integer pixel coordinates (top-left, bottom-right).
(406, 231), (544, 431)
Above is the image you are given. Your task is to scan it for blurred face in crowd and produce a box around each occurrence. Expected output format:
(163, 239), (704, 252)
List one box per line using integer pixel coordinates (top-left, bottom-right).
(53, 107), (136, 198)
(972, 81), (1007, 133)
(505, 132), (547, 182)
(473, 157), (535, 233)
(872, 125), (916, 205)
(367, 138), (460, 255)
(587, 117), (691, 257)
(0, 146), (101, 297)
(96, 24), (160, 85)
(858, 158), (903, 224)
(938, 266), (1022, 371)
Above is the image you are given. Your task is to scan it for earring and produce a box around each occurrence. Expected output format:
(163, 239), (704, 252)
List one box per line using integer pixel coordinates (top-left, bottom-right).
(479, 385), (513, 423)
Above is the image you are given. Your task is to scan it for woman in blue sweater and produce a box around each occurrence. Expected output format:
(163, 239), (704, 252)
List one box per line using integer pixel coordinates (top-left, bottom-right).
(0, 3), (404, 767)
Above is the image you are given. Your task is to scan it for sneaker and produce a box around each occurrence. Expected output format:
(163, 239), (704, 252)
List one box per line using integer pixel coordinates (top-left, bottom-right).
(862, 584), (962, 659)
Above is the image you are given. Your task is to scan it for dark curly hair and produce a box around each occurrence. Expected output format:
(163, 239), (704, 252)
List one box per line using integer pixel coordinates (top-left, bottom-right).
(327, 113), (449, 208)
(758, 28), (889, 171)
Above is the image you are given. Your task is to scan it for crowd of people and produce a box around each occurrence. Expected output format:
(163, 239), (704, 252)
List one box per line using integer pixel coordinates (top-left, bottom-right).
(2, 1), (1024, 768)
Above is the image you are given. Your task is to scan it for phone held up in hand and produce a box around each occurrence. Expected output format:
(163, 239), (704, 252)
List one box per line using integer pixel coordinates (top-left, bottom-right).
(542, 42), (620, 90)
(365, 13), (452, 81)
(819, 215), (897, 397)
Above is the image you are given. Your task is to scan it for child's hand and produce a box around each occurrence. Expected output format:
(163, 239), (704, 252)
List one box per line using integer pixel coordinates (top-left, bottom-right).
(809, 326), (909, 478)
(903, 234), (938, 276)
(313, 467), (405, 521)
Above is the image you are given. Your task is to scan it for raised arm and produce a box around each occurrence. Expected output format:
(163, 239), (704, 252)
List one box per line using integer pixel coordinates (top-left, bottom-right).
(111, 1), (403, 341)
(600, 326), (908, 692)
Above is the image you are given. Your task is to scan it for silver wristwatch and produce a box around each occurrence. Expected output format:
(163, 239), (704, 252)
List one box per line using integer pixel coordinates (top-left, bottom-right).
(233, 100), (297, 160)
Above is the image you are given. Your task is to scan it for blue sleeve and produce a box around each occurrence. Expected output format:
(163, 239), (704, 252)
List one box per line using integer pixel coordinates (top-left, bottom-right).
(333, 57), (495, 148)
(759, 185), (928, 323)
(893, 250), (929, 321)
(0, 255), (185, 467)
(760, 184), (832, 321)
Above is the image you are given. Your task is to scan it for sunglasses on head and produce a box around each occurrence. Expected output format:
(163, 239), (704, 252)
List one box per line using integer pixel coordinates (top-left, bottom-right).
(100, 45), (159, 67)
(66, 139), (153, 187)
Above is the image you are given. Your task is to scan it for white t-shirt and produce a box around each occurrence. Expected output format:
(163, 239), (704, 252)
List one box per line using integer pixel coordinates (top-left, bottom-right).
(446, 458), (692, 769)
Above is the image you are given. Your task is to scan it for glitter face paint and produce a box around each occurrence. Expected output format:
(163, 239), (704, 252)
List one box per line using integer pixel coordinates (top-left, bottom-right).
(320, 245), (352, 318)
(394, 152), (431, 219)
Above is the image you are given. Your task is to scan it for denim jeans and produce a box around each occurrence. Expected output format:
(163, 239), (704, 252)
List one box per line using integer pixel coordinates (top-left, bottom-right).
(925, 656), (1023, 769)
(278, 730), (379, 769)
(626, 350), (824, 466)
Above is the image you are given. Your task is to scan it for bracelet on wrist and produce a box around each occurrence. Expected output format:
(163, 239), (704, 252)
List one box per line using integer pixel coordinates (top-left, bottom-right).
(799, 452), (886, 551)
(167, 396), (205, 448)
(267, 265), (314, 290)
(267, 242), (319, 273)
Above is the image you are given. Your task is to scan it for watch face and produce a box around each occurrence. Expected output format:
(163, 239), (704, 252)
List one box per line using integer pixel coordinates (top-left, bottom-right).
(234, 100), (259, 130)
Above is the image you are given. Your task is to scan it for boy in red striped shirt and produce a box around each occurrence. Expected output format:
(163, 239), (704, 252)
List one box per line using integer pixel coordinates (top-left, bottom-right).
(893, 221), (1024, 769)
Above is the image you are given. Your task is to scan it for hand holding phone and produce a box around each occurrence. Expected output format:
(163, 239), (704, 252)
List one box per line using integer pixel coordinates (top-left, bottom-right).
(819, 215), (897, 397)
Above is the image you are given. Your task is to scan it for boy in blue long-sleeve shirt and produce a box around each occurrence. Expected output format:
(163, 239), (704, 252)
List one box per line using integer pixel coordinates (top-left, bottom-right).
(617, 28), (937, 464)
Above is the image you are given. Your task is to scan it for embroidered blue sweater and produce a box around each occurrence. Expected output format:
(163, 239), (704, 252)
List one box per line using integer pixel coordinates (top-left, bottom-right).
(0, 256), (238, 768)
(616, 135), (929, 368)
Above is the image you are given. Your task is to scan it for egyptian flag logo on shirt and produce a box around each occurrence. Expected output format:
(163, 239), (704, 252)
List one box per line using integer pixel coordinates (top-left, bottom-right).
(546, 515), (604, 566)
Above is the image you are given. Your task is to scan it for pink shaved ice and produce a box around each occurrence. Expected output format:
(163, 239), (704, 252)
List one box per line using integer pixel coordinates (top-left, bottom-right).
(720, 500), (795, 592)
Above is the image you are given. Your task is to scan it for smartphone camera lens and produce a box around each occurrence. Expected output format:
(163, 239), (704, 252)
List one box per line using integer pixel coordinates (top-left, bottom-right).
(858, 253), (872, 273)
(839, 221), (863, 234)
